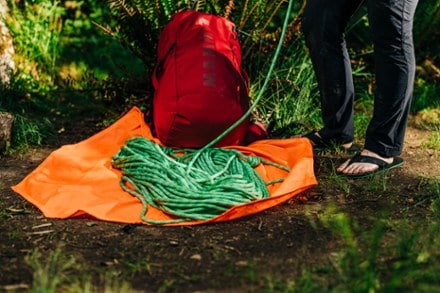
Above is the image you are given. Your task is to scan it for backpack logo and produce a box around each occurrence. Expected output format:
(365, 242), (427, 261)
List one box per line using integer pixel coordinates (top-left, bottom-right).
(202, 26), (217, 88)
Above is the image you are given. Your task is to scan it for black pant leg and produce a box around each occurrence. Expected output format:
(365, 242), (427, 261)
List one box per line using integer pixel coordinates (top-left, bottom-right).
(302, 0), (364, 144)
(364, 0), (418, 157)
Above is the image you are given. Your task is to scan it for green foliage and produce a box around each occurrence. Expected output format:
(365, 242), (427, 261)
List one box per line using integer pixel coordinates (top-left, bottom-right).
(2, 0), (439, 151)
(422, 126), (440, 151)
(103, 0), (187, 69)
(249, 39), (321, 136)
(2, 0), (148, 152)
(10, 114), (49, 152)
(430, 180), (440, 216)
(233, 0), (306, 61)
(413, 0), (440, 57)
(0, 79), (53, 152)
(412, 78), (440, 113)
(298, 201), (440, 292)
(60, 1), (145, 81)
(6, 0), (65, 85)
(24, 246), (138, 292)
(26, 247), (75, 293)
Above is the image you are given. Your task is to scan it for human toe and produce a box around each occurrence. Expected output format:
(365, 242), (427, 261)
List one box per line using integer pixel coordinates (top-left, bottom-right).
(336, 159), (351, 173)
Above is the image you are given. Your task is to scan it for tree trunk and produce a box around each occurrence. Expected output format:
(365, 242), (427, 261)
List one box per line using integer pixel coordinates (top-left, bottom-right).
(0, 0), (15, 85)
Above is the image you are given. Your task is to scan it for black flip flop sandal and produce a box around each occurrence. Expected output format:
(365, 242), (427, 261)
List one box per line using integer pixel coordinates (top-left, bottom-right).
(303, 132), (360, 154)
(339, 153), (404, 179)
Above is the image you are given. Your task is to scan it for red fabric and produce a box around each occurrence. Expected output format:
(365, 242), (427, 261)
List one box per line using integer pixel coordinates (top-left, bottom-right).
(244, 122), (269, 145)
(152, 11), (250, 148)
(11, 107), (317, 226)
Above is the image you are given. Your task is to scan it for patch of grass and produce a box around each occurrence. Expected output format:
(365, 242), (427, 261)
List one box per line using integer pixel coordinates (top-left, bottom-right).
(101, 272), (135, 293)
(25, 245), (142, 292)
(1, 0), (147, 154)
(9, 114), (51, 152)
(421, 127), (440, 151)
(382, 220), (440, 292)
(119, 257), (154, 278)
(264, 271), (319, 293)
(414, 108), (440, 130)
(428, 179), (440, 216)
(262, 183), (440, 291)
(249, 40), (321, 137)
(1, 1), (64, 152)
(364, 173), (390, 192)
(326, 171), (351, 195)
(157, 279), (178, 293)
(0, 78), (52, 152)
(287, 200), (440, 292)
(26, 246), (75, 293)
(412, 78), (440, 113)
(353, 90), (374, 141)
(7, 0), (64, 86)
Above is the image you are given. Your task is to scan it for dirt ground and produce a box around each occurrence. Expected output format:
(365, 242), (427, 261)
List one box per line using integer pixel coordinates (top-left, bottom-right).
(0, 115), (439, 292)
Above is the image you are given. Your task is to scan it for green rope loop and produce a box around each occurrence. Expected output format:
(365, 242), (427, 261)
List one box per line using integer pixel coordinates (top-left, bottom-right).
(112, 137), (290, 224)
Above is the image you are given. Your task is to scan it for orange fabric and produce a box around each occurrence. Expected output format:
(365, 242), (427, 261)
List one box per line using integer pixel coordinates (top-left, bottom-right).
(11, 107), (317, 225)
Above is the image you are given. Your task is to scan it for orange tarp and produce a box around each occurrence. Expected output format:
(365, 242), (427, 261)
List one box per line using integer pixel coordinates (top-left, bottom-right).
(11, 107), (317, 225)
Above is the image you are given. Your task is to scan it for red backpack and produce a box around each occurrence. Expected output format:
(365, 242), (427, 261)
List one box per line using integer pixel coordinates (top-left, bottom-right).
(151, 8), (254, 148)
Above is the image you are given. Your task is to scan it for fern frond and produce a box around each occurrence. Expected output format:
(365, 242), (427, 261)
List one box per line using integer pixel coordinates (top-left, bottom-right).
(108, 0), (136, 19)
(223, 0), (234, 19)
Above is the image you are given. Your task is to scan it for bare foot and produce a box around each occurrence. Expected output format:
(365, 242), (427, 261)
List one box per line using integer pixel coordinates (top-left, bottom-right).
(337, 149), (394, 175)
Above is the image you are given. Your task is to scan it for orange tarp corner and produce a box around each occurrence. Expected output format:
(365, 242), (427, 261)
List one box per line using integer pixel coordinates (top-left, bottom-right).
(11, 107), (317, 225)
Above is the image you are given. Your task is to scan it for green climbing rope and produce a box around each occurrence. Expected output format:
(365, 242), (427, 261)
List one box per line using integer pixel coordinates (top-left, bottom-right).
(112, 0), (294, 224)
(112, 137), (289, 224)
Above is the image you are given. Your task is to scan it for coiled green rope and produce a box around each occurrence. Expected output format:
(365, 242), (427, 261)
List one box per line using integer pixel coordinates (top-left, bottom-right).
(112, 0), (294, 224)
(112, 137), (290, 224)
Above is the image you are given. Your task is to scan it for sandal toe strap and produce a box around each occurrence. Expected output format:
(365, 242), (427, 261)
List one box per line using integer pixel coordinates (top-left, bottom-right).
(349, 153), (389, 168)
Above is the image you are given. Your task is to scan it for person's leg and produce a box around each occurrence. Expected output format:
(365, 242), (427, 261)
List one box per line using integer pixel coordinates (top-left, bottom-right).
(365, 0), (418, 157)
(302, 0), (364, 144)
(338, 0), (418, 176)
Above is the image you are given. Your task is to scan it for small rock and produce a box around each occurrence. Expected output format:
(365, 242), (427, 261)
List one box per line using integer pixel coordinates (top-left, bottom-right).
(0, 112), (14, 153)
(235, 260), (248, 267)
(190, 254), (202, 260)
